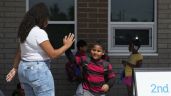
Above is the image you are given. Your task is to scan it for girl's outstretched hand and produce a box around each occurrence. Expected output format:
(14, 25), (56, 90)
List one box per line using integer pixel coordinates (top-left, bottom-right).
(63, 33), (75, 48)
(6, 68), (17, 82)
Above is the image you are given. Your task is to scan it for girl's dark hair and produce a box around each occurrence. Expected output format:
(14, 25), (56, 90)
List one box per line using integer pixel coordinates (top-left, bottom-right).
(91, 41), (105, 51)
(130, 36), (141, 49)
(18, 2), (49, 43)
(77, 40), (87, 50)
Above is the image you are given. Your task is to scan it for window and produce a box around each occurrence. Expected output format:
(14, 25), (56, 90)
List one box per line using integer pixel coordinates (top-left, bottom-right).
(26, 0), (77, 49)
(108, 0), (157, 55)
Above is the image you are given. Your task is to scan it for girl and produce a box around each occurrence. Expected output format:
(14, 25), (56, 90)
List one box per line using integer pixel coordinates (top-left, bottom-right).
(122, 36), (143, 96)
(76, 42), (115, 96)
(6, 2), (75, 96)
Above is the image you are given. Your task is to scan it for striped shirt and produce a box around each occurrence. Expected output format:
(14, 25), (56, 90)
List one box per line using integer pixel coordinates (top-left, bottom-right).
(82, 59), (116, 94)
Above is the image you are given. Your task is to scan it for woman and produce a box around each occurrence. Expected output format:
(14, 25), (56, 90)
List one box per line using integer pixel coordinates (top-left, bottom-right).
(6, 2), (75, 96)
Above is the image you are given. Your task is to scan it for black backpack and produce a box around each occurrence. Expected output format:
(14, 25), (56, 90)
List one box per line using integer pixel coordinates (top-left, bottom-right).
(65, 49), (83, 82)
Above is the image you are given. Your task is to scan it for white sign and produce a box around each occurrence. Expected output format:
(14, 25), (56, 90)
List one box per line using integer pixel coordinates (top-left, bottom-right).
(133, 68), (171, 96)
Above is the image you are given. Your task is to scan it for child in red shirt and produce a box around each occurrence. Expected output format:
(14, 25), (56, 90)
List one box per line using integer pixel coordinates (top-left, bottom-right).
(76, 42), (116, 96)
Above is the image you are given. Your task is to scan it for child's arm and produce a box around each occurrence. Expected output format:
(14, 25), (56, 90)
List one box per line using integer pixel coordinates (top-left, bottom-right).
(65, 48), (76, 64)
(102, 63), (116, 92)
(103, 77), (115, 92)
(126, 62), (136, 67)
(125, 60), (143, 68)
(106, 73), (116, 88)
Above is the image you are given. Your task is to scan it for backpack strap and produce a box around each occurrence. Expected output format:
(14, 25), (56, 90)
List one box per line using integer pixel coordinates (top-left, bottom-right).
(80, 54), (90, 66)
(103, 61), (109, 82)
(65, 49), (76, 64)
(81, 56), (109, 83)
(79, 54), (91, 82)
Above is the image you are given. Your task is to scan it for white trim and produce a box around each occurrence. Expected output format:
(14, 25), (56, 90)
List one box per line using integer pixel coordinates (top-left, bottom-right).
(108, 0), (157, 56)
(154, 0), (158, 55)
(74, 0), (78, 51)
(26, 0), (29, 11)
(108, 0), (111, 55)
(108, 52), (158, 56)
(48, 21), (75, 24)
(110, 22), (155, 25)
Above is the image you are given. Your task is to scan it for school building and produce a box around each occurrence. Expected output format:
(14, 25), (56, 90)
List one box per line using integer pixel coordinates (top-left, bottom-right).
(0, 0), (171, 96)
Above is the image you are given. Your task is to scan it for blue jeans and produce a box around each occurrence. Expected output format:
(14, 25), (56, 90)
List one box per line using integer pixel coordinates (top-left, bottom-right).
(18, 60), (54, 96)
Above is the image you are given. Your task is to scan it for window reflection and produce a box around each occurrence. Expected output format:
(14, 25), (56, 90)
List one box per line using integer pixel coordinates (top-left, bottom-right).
(111, 0), (154, 22)
(29, 0), (74, 21)
(114, 29), (151, 46)
(46, 24), (75, 49)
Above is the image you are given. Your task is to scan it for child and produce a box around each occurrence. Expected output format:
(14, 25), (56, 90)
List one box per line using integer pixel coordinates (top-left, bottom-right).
(76, 42), (116, 96)
(122, 36), (143, 96)
(65, 40), (88, 82)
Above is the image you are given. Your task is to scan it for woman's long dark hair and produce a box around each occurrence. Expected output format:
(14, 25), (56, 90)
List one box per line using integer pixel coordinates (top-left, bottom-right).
(18, 2), (49, 43)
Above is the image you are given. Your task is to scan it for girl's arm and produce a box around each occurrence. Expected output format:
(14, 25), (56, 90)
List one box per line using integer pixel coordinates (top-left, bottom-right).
(127, 60), (143, 68)
(13, 48), (21, 69)
(6, 47), (21, 82)
(40, 33), (75, 59)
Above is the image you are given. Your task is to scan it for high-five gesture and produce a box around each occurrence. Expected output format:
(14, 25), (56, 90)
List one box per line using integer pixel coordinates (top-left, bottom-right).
(63, 33), (75, 49)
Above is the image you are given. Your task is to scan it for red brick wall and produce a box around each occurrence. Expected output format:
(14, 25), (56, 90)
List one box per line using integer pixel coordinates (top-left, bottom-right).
(77, 0), (108, 47)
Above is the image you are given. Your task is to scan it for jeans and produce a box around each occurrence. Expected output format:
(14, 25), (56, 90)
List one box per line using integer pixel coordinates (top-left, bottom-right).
(76, 84), (105, 96)
(18, 60), (54, 96)
(0, 90), (5, 96)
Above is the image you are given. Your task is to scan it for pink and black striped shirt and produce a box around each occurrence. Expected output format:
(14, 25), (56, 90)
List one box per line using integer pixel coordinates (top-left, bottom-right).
(81, 59), (116, 94)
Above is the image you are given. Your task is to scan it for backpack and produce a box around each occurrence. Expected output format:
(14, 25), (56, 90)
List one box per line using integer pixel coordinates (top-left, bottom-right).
(65, 61), (82, 82)
(65, 49), (84, 82)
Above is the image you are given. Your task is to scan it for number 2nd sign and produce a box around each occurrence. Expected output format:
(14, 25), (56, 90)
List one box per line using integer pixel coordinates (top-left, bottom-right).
(151, 84), (169, 93)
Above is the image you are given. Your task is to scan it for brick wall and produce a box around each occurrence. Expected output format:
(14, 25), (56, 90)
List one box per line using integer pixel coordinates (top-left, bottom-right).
(0, 0), (171, 96)
(77, 0), (108, 46)
(157, 0), (171, 68)
(0, 0), (25, 96)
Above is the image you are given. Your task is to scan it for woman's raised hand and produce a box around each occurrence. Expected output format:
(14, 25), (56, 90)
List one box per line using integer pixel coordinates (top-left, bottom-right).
(63, 33), (75, 48)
